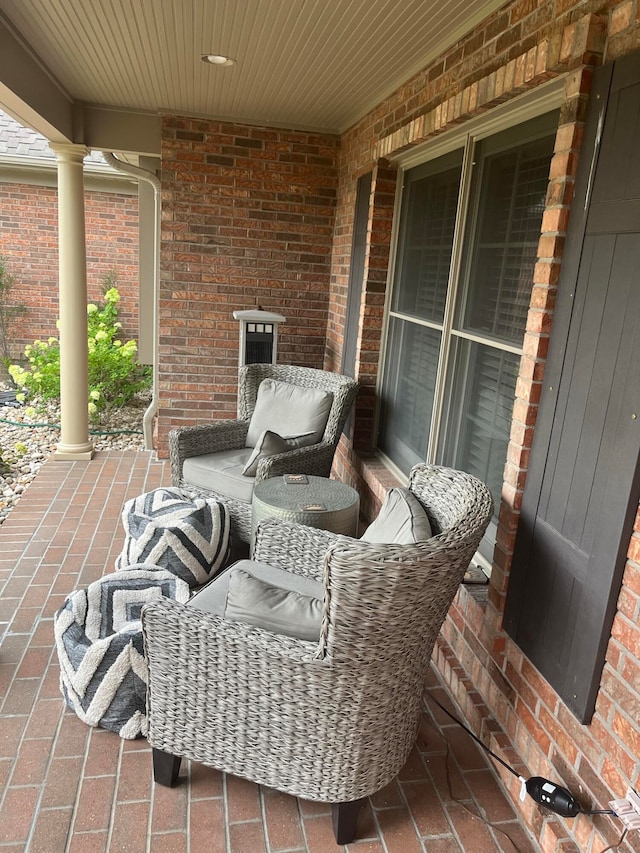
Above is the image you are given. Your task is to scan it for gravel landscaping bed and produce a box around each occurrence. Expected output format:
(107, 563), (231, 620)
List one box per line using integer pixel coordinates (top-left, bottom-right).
(0, 394), (148, 524)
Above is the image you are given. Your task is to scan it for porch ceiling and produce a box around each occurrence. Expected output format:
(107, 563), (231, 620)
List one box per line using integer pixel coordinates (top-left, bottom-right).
(0, 0), (504, 135)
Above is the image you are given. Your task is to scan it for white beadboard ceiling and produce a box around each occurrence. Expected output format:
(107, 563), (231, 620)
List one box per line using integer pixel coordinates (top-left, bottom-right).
(0, 0), (505, 134)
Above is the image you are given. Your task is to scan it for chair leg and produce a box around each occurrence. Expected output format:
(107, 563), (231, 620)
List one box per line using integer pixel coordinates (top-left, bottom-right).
(152, 747), (181, 787)
(331, 799), (363, 845)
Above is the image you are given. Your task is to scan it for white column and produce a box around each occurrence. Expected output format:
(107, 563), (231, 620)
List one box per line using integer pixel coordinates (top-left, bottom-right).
(50, 143), (94, 460)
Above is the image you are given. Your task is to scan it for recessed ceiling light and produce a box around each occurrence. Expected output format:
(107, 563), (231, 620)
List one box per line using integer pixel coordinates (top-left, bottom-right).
(201, 54), (236, 67)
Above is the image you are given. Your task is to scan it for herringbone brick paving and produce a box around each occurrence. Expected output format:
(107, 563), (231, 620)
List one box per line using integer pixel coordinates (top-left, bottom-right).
(0, 451), (541, 852)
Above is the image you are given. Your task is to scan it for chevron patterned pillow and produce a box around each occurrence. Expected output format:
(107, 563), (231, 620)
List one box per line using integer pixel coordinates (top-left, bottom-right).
(115, 487), (230, 587)
(54, 567), (190, 738)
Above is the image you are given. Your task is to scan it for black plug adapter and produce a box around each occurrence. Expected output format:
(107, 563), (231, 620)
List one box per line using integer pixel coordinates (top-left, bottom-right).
(525, 777), (582, 818)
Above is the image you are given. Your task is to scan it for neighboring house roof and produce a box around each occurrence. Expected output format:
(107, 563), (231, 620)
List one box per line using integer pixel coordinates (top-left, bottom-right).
(0, 110), (51, 157)
(0, 110), (105, 164)
(0, 110), (138, 192)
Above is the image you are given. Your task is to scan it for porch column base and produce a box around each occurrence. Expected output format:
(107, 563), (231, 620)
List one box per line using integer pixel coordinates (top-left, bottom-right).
(54, 443), (95, 461)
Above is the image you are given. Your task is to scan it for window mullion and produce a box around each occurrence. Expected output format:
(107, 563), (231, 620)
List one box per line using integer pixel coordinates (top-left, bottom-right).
(451, 327), (523, 357)
(426, 136), (477, 462)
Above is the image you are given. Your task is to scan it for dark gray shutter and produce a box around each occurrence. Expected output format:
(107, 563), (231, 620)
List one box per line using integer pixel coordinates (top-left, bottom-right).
(341, 172), (372, 437)
(504, 51), (640, 723)
(341, 172), (372, 379)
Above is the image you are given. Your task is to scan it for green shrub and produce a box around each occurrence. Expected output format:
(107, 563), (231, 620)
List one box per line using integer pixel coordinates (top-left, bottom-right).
(0, 441), (28, 474)
(9, 286), (151, 419)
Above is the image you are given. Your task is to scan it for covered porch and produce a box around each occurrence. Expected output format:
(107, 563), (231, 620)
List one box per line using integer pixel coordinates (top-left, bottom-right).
(0, 453), (539, 852)
(1, 1), (639, 851)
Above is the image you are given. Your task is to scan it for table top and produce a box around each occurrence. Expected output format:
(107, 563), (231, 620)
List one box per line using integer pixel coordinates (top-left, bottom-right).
(253, 475), (359, 513)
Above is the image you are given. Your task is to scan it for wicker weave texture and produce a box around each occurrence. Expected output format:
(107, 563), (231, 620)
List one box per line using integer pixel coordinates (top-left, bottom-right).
(143, 464), (493, 804)
(252, 475), (360, 539)
(168, 364), (358, 542)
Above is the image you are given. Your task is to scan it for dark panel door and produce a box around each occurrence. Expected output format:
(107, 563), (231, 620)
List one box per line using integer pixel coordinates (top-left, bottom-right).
(504, 51), (640, 723)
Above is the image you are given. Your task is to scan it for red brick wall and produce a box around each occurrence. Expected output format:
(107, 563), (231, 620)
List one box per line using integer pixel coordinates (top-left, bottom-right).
(0, 182), (139, 362)
(157, 117), (339, 455)
(326, 2), (640, 852)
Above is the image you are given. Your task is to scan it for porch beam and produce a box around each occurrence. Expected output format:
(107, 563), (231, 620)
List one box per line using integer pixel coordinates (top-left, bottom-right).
(51, 143), (94, 461)
(0, 13), (74, 143)
(82, 106), (161, 157)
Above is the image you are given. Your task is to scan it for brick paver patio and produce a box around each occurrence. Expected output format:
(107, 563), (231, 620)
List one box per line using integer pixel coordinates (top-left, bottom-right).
(0, 451), (541, 852)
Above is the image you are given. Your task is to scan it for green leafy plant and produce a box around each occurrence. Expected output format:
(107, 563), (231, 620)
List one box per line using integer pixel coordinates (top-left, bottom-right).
(0, 255), (27, 377)
(0, 441), (28, 475)
(9, 286), (151, 419)
(100, 268), (118, 298)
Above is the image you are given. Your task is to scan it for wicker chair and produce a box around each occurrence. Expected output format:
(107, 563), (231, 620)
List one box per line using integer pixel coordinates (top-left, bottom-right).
(169, 363), (359, 542)
(142, 464), (493, 845)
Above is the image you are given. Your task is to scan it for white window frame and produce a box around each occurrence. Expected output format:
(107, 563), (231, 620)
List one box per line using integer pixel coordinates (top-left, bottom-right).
(374, 79), (566, 562)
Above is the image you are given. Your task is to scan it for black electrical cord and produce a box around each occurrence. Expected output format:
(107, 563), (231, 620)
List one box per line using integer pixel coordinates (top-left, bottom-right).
(426, 692), (617, 818)
(598, 828), (628, 852)
(439, 737), (525, 853)
(427, 691), (521, 779)
(584, 809), (619, 816)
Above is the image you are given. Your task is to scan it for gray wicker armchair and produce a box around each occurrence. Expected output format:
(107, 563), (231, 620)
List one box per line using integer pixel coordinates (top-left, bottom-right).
(169, 363), (359, 542)
(142, 464), (493, 845)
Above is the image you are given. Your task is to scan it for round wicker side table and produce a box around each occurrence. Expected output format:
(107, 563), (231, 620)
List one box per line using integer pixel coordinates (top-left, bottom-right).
(251, 475), (360, 542)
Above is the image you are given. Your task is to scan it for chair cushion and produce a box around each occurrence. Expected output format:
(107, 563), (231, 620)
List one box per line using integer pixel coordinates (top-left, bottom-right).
(188, 558), (323, 642)
(360, 487), (432, 544)
(245, 379), (334, 447)
(242, 429), (304, 477)
(116, 488), (230, 587)
(183, 448), (255, 502)
(225, 568), (323, 641)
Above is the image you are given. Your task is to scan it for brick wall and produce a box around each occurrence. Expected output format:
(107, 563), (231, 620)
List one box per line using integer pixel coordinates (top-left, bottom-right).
(157, 117), (339, 455)
(326, 2), (640, 852)
(0, 181), (140, 363)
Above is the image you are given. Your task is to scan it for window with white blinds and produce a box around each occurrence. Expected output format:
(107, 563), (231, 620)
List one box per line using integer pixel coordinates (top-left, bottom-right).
(379, 111), (558, 561)
(379, 317), (440, 472)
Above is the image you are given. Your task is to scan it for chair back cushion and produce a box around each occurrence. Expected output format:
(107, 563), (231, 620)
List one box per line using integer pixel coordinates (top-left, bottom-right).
(245, 379), (333, 447)
(360, 487), (433, 544)
(187, 559), (324, 641)
(224, 567), (323, 641)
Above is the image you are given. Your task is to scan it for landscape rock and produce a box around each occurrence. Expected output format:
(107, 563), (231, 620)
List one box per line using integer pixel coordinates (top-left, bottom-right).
(0, 396), (148, 524)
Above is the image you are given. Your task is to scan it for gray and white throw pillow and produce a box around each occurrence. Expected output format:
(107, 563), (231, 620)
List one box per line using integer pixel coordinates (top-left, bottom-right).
(242, 428), (311, 477)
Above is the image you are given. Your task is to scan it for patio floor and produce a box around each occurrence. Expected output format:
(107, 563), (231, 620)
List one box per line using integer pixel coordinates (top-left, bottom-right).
(0, 450), (542, 853)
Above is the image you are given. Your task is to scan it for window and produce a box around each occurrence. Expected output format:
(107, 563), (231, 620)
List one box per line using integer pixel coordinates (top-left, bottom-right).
(379, 111), (558, 561)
